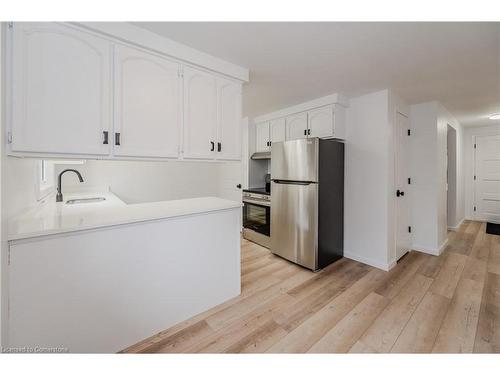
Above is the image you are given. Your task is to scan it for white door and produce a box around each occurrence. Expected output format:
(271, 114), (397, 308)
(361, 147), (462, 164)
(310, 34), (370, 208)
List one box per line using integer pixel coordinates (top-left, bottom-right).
(114, 44), (181, 158)
(474, 135), (500, 222)
(183, 66), (218, 159)
(395, 112), (411, 260)
(286, 112), (308, 140)
(216, 78), (242, 160)
(308, 105), (334, 138)
(255, 122), (270, 153)
(10, 22), (111, 155)
(270, 118), (286, 143)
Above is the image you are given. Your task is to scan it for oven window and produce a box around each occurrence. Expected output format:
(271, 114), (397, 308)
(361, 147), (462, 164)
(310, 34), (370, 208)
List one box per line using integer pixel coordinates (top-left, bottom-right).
(243, 203), (270, 236)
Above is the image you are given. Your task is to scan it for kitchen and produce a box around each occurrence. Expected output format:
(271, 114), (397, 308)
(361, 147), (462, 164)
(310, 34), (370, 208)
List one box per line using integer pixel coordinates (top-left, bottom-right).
(2, 18), (500, 359)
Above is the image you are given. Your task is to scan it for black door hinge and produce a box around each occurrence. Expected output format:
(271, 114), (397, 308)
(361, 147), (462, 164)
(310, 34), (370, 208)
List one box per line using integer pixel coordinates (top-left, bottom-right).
(408, 177), (411, 184)
(407, 129), (411, 136)
(408, 226), (412, 233)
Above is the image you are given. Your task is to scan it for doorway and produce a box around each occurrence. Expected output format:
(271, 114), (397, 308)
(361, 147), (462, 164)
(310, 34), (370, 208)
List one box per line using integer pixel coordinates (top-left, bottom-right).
(395, 112), (411, 261)
(447, 125), (457, 228)
(474, 135), (500, 223)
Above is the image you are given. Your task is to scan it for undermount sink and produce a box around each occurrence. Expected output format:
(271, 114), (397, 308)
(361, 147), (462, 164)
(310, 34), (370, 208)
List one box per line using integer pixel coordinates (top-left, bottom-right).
(65, 197), (106, 205)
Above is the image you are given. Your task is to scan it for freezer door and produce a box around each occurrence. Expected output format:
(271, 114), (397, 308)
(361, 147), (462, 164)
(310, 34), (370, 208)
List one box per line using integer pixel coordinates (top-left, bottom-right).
(271, 138), (319, 182)
(270, 180), (318, 270)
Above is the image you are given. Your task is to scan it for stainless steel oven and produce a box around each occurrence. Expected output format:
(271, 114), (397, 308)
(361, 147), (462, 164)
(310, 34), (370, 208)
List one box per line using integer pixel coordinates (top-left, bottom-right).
(242, 189), (271, 248)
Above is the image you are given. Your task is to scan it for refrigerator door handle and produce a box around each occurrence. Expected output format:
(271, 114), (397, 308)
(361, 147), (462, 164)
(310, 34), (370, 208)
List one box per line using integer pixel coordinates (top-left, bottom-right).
(272, 179), (314, 185)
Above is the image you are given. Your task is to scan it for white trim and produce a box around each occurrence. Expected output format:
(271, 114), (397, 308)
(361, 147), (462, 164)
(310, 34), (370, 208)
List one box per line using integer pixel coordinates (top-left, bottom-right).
(73, 22), (249, 82)
(447, 217), (465, 232)
(413, 238), (448, 256)
(253, 93), (349, 123)
(344, 251), (396, 272)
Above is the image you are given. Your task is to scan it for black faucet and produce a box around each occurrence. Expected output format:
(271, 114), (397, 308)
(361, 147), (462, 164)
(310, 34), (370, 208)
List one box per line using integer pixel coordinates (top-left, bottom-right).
(56, 169), (84, 202)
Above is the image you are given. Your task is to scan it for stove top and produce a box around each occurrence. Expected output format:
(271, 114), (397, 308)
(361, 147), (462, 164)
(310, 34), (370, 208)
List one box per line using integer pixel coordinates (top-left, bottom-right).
(243, 187), (270, 196)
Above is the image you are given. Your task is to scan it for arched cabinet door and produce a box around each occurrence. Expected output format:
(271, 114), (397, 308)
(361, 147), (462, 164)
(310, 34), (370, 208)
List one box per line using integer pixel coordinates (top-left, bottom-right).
(183, 66), (218, 160)
(114, 44), (181, 158)
(216, 78), (242, 160)
(286, 112), (308, 141)
(308, 105), (334, 138)
(10, 23), (112, 155)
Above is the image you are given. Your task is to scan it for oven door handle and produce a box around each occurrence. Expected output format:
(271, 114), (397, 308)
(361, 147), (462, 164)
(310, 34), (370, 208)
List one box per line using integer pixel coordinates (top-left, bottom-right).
(243, 199), (271, 208)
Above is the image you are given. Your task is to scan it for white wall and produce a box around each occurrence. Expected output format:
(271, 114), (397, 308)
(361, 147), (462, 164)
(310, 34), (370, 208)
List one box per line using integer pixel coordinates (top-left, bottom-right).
(464, 124), (500, 219)
(1, 21), (4, 347)
(344, 89), (394, 270)
(410, 101), (464, 254)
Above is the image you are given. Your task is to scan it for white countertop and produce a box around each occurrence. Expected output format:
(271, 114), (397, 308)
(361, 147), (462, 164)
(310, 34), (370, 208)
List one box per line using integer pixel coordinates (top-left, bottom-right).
(8, 191), (242, 241)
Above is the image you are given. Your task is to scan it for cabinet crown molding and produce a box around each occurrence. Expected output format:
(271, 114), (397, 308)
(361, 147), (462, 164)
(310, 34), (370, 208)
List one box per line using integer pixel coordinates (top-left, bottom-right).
(253, 92), (349, 124)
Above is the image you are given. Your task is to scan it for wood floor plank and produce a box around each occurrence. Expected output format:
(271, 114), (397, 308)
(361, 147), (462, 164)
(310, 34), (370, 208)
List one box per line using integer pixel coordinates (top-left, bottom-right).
(432, 278), (484, 353)
(445, 232), (475, 256)
(267, 268), (387, 353)
(418, 252), (448, 279)
(308, 292), (389, 353)
(488, 241), (500, 276)
(462, 257), (488, 283)
(474, 272), (500, 352)
(359, 274), (433, 352)
(375, 251), (427, 299)
(391, 291), (451, 353)
(224, 320), (288, 353)
(430, 252), (468, 298)
(348, 340), (378, 353)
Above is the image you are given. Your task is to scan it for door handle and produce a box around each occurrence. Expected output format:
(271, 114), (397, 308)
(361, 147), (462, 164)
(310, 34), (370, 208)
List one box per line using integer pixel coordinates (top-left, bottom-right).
(396, 189), (405, 197)
(210, 141), (215, 151)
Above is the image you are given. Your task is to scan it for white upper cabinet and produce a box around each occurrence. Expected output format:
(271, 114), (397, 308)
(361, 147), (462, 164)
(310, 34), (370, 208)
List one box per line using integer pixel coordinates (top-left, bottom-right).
(270, 118), (286, 143)
(217, 78), (242, 160)
(182, 66), (218, 159)
(286, 112), (308, 140)
(114, 44), (181, 158)
(255, 122), (270, 153)
(308, 105), (333, 138)
(10, 23), (112, 155)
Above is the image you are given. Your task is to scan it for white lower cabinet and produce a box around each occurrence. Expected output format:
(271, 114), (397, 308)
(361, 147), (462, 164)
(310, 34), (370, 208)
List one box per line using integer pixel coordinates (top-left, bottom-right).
(286, 112), (308, 140)
(7, 22), (244, 161)
(114, 44), (182, 158)
(255, 122), (270, 153)
(10, 22), (112, 156)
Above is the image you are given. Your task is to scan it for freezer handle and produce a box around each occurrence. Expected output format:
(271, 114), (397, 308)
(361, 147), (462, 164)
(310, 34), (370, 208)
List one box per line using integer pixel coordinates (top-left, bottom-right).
(272, 179), (314, 185)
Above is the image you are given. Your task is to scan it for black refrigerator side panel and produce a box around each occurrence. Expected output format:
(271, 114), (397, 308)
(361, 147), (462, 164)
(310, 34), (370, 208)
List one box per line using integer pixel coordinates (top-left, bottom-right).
(318, 139), (344, 269)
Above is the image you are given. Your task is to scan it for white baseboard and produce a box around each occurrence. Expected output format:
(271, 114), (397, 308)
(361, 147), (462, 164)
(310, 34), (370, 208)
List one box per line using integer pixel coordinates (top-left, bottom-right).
(448, 218), (465, 232)
(344, 251), (396, 272)
(413, 238), (448, 256)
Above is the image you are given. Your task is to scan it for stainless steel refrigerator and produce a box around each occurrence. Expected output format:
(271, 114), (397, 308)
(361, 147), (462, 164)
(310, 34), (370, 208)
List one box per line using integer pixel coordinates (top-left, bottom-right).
(270, 138), (344, 271)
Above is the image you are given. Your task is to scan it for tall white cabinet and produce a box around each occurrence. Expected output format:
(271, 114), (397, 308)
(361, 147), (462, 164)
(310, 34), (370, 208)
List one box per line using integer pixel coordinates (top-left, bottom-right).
(10, 22), (112, 155)
(114, 44), (182, 158)
(183, 67), (218, 160)
(6, 22), (244, 161)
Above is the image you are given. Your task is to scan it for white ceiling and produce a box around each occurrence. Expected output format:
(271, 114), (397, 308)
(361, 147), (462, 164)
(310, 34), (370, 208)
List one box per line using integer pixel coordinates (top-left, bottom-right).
(134, 22), (500, 127)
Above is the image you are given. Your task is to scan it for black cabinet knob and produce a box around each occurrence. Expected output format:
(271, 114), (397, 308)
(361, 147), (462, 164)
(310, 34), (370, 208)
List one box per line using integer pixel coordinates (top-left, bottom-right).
(236, 184), (242, 189)
(396, 189), (405, 197)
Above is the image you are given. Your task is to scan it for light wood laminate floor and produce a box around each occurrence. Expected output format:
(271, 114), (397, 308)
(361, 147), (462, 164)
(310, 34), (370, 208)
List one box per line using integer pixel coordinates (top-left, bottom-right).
(123, 220), (500, 353)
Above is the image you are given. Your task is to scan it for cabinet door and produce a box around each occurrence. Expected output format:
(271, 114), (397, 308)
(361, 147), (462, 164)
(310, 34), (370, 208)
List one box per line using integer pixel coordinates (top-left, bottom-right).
(270, 118), (286, 143)
(308, 105), (334, 138)
(114, 44), (181, 158)
(10, 23), (111, 155)
(286, 112), (308, 140)
(255, 122), (270, 152)
(183, 66), (218, 159)
(217, 79), (242, 160)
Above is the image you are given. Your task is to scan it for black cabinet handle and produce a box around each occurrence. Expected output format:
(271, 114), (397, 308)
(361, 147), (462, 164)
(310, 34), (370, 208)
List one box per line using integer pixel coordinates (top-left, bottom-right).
(115, 132), (121, 146)
(308, 129), (311, 135)
(103, 131), (109, 145)
(210, 141), (215, 151)
(218, 142), (222, 152)
(304, 129), (307, 136)
(396, 189), (405, 197)
(236, 184), (242, 189)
